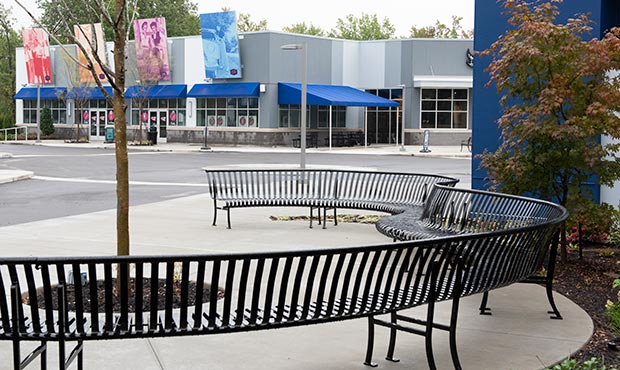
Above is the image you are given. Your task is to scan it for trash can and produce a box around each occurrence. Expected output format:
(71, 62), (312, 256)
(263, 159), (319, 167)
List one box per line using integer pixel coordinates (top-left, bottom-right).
(148, 126), (157, 145)
(104, 127), (115, 143)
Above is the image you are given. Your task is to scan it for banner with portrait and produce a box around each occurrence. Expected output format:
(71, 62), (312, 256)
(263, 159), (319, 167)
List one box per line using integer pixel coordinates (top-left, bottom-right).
(133, 17), (171, 81)
(22, 28), (53, 84)
(200, 11), (242, 79)
(74, 23), (107, 82)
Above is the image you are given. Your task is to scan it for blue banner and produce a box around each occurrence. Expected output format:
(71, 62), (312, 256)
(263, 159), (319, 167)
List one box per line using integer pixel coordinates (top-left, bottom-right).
(200, 11), (242, 79)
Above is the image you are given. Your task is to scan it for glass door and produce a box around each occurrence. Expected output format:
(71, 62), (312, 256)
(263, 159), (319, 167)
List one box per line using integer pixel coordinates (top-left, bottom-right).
(87, 109), (107, 139)
(149, 109), (168, 143)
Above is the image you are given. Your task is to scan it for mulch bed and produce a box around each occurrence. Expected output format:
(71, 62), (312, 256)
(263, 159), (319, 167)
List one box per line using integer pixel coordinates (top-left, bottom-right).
(553, 246), (620, 366)
(23, 278), (223, 313)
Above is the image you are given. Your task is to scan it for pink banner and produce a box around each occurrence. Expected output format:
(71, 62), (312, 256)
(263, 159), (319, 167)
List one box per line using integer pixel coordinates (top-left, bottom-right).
(133, 17), (171, 81)
(74, 23), (107, 82)
(22, 29), (53, 84)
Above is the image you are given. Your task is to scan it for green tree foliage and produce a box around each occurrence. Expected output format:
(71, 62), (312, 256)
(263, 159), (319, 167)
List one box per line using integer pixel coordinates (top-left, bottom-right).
(480, 0), (620, 261)
(0, 3), (20, 129)
(409, 15), (473, 39)
(37, 0), (200, 42)
(283, 22), (326, 36)
(329, 13), (395, 40)
(39, 107), (54, 136)
(236, 12), (268, 33)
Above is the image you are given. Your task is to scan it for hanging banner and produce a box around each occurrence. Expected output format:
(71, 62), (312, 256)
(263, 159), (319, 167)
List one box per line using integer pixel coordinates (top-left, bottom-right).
(22, 28), (53, 84)
(200, 11), (242, 79)
(133, 17), (171, 81)
(74, 23), (107, 82)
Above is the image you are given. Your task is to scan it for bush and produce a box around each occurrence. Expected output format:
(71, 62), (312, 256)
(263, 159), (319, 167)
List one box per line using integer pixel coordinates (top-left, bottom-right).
(40, 107), (54, 136)
(607, 279), (620, 333)
(546, 357), (617, 370)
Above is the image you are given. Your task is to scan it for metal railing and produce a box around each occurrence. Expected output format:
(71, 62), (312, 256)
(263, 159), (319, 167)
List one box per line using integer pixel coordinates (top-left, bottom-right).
(0, 126), (28, 142)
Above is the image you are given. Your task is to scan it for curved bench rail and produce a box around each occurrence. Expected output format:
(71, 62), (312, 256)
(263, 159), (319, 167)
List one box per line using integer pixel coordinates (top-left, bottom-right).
(204, 169), (459, 229)
(0, 188), (566, 370)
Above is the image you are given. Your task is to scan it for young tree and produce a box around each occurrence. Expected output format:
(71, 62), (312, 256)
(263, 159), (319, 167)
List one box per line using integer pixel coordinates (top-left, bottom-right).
(409, 15), (473, 39)
(480, 0), (620, 262)
(0, 4), (20, 129)
(39, 107), (54, 136)
(329, 13), (396, 40)
(283, 22), (326, 37)
(16, 0), (131, 257)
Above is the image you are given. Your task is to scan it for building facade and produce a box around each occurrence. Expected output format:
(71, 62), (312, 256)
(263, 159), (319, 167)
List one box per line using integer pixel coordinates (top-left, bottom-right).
(15, 31), (473, 146)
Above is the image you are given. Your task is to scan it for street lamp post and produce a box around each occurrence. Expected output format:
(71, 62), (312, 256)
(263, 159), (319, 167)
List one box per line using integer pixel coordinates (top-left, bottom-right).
(281, 43), (307, 170)
(36, 83), (41, 143)
(399, 84), (406, 151)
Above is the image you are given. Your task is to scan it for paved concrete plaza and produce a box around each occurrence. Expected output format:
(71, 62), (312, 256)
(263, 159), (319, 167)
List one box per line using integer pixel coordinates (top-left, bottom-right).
(0, 142), (592, 370)
(0, 192), (592, 370)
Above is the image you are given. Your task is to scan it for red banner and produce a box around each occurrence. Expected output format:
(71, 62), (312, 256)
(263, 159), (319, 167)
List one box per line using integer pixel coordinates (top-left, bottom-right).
(22, 29), (53, 84)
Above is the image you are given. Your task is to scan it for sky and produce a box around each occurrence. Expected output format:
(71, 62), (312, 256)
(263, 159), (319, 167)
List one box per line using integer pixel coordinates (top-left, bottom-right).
(3, 0), (475, 37)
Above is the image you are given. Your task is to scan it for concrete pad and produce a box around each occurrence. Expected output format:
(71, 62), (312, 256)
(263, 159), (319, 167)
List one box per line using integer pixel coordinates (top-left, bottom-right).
(0, 152), (12, 158)
(0, 194), (591, 370)
(0, 169), (34, 184)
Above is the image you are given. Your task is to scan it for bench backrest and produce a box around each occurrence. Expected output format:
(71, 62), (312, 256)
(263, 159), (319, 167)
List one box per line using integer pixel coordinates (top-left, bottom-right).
(205, 169), (458, 206)
(0, 189), (566, 341)
(421, 185), (566, 234)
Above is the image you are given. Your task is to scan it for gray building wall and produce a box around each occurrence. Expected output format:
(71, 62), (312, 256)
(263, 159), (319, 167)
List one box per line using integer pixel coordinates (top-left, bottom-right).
(15, 31), (473, 146)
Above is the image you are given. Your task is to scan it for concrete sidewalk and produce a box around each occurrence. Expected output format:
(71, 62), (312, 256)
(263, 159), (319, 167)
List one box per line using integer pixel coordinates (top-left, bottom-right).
(0, 194), (592, 370)
(0, 139), (472, 158)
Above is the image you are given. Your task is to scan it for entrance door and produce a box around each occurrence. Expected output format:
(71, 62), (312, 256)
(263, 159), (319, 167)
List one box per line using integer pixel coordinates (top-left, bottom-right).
(86, 109), (107, 139)
(149, 109), (168, 143)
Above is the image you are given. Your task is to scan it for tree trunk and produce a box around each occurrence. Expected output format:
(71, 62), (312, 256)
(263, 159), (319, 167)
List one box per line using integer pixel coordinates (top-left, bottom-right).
(113, 0), (129, 257)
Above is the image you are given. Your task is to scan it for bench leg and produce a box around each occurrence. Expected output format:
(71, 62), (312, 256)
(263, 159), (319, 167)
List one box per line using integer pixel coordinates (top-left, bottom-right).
(309, 207), (314, 229)
(212, 202), (218, 226)
(385, 312), (400, 362)
(363, 316), (378, 367)
(546, 235), (562, 320)
(479, 291), (492, 315)
(226, 208), (231, 229)
(333, 208), (338, 226)
(322, 207), (327, 229)
(448, 262), (465, 370)
(12, 340), (20, 370)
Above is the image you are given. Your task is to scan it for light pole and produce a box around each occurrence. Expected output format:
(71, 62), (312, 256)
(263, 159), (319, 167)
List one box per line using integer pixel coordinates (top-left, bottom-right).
(36, 83), (41, 143)
(281, 43), (307, 170)
(399, 84), (406, 151)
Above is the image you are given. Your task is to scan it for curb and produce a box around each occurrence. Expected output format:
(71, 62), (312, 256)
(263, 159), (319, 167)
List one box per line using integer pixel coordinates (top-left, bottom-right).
(0, 171), (34, 184)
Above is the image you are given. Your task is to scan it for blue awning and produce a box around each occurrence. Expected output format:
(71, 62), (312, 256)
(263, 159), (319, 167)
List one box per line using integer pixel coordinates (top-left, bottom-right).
(66, 86), (113, 100)
(188, 82), (260, 98)
(14, 87), (67, 100)
(278, 82), (400, 107)
(125, 84), (187, 99)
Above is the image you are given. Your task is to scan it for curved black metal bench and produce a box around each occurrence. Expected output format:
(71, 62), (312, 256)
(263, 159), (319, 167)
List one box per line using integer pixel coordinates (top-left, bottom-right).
(204, 169), (459, 229)
(0, 185), (567, 370)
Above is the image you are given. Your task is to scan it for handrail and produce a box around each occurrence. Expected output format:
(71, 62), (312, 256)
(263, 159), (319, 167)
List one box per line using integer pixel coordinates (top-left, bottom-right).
(0, 126), (28, 142)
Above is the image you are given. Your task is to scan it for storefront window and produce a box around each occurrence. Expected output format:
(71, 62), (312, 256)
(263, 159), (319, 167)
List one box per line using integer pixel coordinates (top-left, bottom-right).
(196, 97), (259, 127)
(278, 105), (346, 128)
(129, 98), (186, 127)
(420, 88), (469, 129)
(22, 99), (66, 124)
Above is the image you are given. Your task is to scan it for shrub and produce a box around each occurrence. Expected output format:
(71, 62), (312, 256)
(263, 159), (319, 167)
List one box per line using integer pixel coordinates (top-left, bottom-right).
(40, 107), (54, 136)
(546, 357), (618, 370)
(607, 279), (620, 333)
